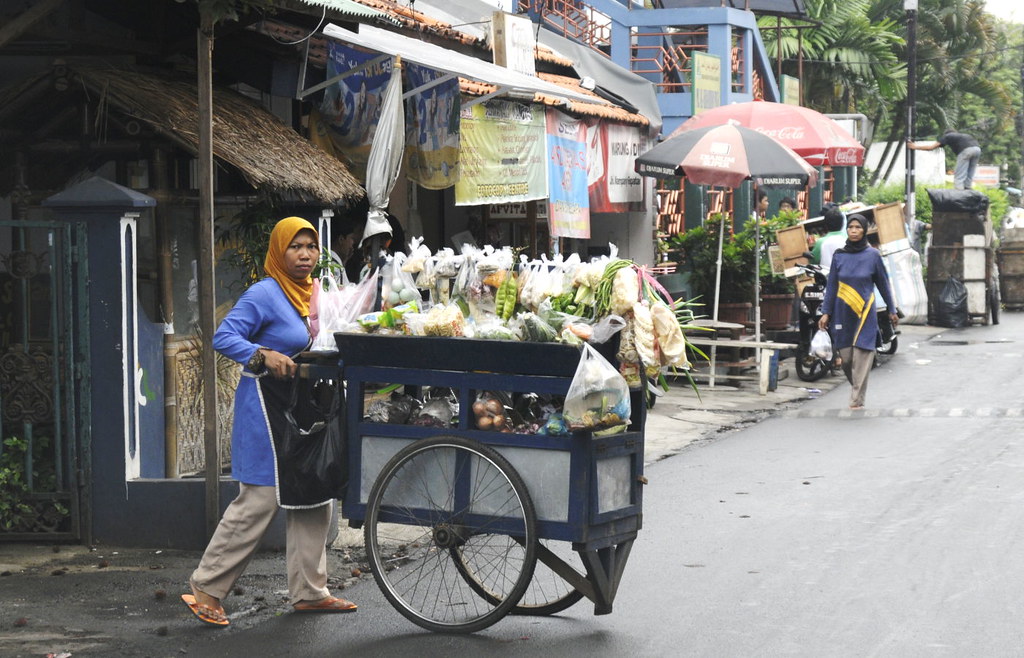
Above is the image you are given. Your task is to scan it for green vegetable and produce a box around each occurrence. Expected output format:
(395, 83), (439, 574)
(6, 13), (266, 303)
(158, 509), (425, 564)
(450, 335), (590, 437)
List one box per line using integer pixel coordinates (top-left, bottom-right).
(496, 272), (518, 320)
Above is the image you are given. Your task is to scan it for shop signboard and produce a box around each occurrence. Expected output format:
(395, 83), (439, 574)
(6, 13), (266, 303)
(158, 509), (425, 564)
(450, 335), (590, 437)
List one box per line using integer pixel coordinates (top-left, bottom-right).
(545, 108), (590, 238)
(455, 101), (547, 205)
(691, 52), (722, 116)
(974, 165), (1000, 188)
(781, 75), (800, 106)
(588, 121), (647, 213)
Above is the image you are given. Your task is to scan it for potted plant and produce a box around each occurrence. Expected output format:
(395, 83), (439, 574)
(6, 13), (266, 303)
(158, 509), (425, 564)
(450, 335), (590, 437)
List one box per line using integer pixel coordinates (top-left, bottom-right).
(756, 210), (801, 329)
(670, 214), (756, 325)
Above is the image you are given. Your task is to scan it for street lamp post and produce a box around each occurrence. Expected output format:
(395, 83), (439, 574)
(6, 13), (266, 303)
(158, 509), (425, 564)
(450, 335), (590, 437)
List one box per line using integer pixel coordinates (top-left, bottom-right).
(905, 0), (917, 227)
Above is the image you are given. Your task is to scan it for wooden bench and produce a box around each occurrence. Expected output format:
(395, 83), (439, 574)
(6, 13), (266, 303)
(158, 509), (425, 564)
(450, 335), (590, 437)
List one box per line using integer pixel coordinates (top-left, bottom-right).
(685, 336), (797, 395)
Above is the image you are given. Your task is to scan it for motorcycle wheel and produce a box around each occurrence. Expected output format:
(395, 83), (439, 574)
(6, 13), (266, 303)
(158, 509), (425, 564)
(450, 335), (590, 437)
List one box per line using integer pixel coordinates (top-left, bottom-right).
(877, 335), (898, 356)
(795, 346), (828, 382)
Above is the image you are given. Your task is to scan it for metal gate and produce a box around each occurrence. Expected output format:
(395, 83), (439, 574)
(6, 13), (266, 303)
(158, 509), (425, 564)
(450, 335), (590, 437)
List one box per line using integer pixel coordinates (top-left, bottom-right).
(0, 220), (89, 541)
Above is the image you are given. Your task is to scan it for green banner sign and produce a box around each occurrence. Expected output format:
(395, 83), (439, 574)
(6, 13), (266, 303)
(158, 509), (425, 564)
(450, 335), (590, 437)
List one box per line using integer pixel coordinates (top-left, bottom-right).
(691, 52), (722, 116)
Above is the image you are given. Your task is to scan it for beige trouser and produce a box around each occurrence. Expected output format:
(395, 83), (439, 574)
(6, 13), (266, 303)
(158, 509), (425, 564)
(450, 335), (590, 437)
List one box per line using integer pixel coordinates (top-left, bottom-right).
(838, 346), (874, 408)
(190, 483), (332, 605)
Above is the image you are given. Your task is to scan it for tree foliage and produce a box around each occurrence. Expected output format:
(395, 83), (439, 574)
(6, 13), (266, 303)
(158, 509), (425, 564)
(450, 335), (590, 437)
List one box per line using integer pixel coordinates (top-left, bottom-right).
(758, 0), (906, 115)
(759, 0), (1022, 187)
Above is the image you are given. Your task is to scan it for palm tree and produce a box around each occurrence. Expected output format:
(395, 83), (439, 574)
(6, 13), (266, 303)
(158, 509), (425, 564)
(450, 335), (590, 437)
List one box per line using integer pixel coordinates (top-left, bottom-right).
(758, 0), (906, 115)
(872, 0), (1012, 185)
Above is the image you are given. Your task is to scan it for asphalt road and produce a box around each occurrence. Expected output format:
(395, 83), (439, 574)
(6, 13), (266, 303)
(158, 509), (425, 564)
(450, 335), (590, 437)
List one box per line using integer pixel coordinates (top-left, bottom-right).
(186, 313), (1024, 657)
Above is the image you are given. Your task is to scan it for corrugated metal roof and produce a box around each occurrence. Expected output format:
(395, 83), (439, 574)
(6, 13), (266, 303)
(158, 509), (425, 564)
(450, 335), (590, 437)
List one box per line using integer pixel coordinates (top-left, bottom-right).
(295, 0), (398, 23)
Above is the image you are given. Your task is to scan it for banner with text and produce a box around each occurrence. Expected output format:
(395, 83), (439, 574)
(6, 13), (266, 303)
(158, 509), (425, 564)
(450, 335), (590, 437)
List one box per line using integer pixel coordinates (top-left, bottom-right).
(691, 51), (722, 116)
(588, 121), (647, 213)
(545, 109), (590, 238)
(403, 63), (461, 190)
(312, 41), (393, 182)
(455, 101), (547, 206)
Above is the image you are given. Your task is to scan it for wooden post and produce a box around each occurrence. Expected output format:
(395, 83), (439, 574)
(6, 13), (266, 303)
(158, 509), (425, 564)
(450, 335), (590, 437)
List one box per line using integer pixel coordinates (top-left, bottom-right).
(197, 14), (220, 538)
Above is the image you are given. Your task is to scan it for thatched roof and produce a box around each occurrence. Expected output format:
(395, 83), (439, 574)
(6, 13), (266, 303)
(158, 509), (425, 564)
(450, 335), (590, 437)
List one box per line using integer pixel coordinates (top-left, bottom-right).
(74, 65), (364, 205)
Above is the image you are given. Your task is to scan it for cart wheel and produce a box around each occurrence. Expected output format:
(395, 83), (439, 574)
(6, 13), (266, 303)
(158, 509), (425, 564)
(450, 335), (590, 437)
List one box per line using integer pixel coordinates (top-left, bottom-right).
(363, 436), (537, 634)
(453, 538), (585, 616)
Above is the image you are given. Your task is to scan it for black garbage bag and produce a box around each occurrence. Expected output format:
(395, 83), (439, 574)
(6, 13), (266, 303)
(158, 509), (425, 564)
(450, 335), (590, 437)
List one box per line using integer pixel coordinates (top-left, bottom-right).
(259, 374), (347, 508)
(934, 276), (969, 328)
(927, 189), (989, 214)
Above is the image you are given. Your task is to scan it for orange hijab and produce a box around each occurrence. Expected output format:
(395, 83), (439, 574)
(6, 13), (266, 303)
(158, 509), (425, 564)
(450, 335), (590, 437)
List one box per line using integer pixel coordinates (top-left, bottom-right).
(264, 216), (318, 317)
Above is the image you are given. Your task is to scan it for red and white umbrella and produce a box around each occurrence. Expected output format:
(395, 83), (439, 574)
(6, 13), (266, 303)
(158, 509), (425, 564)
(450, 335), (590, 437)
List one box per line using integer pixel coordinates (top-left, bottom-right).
(669, 101), (865, 167)
(636, 123), (819, 189)
(636, 123), (818, 352)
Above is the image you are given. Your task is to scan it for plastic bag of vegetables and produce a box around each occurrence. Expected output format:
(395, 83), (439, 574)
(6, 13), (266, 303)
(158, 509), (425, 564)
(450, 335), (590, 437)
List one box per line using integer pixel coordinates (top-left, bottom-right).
(563, 343), (631, 431)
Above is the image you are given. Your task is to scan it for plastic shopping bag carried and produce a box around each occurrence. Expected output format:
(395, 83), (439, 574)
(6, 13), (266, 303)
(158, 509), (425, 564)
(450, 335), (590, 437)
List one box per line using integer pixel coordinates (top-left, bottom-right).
(811, 329), (833, 361)
(310, 272), (358, 351)
(563, 343), (631, 432)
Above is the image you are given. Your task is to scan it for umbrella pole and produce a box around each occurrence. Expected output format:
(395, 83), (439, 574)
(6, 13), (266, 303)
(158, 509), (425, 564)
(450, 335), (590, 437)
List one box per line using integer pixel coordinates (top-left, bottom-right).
(754, 212), (763, 388)
(710, 216), (725, 389)
(755, 213), (761, 345)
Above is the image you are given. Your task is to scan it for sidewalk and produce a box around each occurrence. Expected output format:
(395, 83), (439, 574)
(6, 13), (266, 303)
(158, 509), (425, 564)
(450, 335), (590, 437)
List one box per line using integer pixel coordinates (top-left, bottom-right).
(0, 324), (942, 657)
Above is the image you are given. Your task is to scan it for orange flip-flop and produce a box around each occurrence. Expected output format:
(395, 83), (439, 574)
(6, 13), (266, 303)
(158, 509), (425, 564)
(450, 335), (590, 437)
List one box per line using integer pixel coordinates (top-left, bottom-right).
(181, 594), (230, 627)
(292, 596), (358, 613)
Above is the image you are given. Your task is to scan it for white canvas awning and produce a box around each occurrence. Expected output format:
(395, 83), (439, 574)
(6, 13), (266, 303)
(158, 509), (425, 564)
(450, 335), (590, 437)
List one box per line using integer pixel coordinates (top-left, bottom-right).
(310, 23), (605, 109)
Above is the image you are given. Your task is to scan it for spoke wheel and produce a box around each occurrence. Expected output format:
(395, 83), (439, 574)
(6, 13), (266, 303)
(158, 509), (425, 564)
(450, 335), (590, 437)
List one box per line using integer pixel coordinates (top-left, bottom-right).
(364, 436), (537, 634)
(453, 539), (585, 616)
(794, 346), (828, 382)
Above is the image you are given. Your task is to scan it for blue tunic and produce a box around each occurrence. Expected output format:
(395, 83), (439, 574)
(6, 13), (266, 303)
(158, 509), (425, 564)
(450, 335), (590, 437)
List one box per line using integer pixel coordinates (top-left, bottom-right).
(820, 247), (896, 351)
(213, 278), (311, 486)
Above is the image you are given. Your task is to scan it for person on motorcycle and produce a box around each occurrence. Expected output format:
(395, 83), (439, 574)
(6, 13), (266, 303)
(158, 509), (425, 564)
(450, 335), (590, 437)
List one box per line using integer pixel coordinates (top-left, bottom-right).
(817, 214), (899, 410)
(810, 205), (846, 270)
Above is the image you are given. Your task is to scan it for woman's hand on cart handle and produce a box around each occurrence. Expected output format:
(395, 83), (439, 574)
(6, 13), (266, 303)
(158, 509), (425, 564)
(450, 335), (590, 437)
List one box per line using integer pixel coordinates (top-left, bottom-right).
(818, 314), (829, 332)
(263, 348), (298, 379)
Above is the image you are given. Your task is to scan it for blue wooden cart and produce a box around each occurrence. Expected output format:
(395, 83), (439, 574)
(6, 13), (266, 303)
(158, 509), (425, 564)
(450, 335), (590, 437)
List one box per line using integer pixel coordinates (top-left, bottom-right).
(328, 333), (647, 634)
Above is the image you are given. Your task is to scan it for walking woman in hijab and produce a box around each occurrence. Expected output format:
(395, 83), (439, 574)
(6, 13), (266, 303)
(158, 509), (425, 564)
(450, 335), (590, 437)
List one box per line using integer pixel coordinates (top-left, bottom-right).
(182, 217), (356, 627)
(817, 214), (899, 410)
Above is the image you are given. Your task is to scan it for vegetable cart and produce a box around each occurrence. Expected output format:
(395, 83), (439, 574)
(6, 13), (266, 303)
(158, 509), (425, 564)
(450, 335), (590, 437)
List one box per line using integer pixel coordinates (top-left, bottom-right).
(329, 332), (647, 634)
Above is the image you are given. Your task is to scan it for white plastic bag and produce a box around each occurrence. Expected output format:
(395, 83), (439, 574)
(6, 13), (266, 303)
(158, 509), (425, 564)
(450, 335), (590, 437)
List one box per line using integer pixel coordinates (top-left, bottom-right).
(340, 267), (380, 325)
(563, 343), (631, 431)
(811, 329), (833, 361)
(311, 273), (357, 351)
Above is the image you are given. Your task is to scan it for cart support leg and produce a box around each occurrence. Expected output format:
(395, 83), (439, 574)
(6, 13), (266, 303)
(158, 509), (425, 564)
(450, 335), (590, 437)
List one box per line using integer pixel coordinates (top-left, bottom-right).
(578, 540), (634, 615)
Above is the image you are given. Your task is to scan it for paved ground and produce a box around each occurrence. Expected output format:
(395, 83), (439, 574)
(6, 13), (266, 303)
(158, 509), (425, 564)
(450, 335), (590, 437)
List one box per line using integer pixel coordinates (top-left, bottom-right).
(0, 324), (941, 657)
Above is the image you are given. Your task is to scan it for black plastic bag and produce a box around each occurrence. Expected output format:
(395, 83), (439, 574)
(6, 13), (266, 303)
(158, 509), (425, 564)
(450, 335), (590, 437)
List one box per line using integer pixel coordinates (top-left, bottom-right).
(259, 374), (347, 508)
(926, 189), (989, 214)
(934, 276), (969, 328)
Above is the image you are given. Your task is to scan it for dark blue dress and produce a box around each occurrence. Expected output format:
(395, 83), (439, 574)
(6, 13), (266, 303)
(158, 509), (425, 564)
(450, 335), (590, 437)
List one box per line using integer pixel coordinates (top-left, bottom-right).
(213, 278), (311, 486)
(821, 247), (896, 351)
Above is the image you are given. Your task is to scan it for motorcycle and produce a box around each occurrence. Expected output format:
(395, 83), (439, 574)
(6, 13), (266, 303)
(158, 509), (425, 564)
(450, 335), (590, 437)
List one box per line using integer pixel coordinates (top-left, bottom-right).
(794, 261), (833, 382)
(793, 260), (900, 382)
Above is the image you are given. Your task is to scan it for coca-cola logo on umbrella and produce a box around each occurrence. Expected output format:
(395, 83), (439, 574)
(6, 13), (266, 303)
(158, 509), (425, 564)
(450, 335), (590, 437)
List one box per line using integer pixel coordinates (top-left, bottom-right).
(756, 126), (807, 141)
(832, 148), (861, 165)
